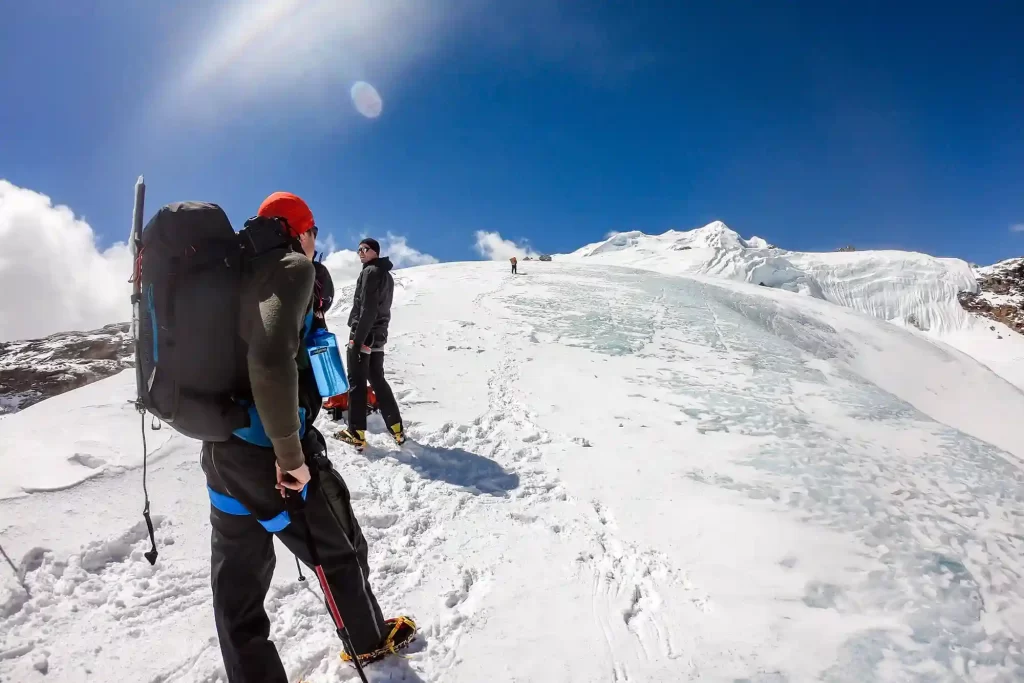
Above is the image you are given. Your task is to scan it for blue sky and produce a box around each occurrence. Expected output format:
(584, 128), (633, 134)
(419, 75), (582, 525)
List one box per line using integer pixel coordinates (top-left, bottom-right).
(2, 1), (1022, 266)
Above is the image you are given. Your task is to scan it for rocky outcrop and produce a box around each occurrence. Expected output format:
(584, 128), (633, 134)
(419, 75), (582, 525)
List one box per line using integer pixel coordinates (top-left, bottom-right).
(0, 323), (134, 414)
(958, 258), (1024, 336)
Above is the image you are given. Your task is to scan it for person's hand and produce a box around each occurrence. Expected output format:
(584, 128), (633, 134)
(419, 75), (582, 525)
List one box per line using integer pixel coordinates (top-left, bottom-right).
(347, 340), (371, 354)
(276, 462), (311, 498)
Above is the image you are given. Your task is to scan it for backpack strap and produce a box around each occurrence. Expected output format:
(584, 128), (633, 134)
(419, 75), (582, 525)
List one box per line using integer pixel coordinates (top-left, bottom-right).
(238, 215), (302, 259)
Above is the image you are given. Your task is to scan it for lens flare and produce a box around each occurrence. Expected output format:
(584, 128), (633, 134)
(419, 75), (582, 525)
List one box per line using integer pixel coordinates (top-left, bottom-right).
(351, 81), (383, 119)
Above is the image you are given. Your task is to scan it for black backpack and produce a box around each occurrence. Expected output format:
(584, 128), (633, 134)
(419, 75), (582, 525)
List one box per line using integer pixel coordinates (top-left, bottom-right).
(132, 201), (295, 442)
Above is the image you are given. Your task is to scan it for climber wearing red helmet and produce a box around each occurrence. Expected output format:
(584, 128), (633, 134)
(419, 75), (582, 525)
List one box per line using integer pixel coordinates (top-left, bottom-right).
(199, 192), (415, 682)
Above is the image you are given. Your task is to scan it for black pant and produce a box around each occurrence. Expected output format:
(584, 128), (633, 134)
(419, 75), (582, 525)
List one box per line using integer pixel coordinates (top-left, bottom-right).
(346, 347), (402, 433)
(202, 430), (386, 683)
(511, 263), (517, 274)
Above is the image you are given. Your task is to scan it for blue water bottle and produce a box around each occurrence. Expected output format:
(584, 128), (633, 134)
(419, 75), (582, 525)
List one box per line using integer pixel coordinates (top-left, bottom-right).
(306, 328), (349, 398)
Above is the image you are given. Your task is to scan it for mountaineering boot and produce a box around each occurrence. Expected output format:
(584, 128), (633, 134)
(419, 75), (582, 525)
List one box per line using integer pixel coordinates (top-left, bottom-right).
(340, 616), (418, 667)
(335, 428), (367, 450)
(390, 423), (406, 446)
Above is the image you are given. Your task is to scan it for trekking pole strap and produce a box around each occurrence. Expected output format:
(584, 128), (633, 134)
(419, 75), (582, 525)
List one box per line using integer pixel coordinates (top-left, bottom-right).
(138, 407), (158, 565)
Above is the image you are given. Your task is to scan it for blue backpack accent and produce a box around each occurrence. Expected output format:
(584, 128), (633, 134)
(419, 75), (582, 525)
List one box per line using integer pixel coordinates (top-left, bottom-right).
(233, 405), (308, 448)
(146, 284), (159, 363)
(301, 309), (314, 339)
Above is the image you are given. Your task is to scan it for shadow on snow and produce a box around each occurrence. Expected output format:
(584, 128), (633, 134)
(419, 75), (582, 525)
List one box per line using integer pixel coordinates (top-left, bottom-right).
(364, 442), (520, 496)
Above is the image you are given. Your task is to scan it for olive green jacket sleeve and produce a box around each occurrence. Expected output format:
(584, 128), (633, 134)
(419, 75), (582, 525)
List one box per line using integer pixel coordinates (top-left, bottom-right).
(241, 250), (314, 472)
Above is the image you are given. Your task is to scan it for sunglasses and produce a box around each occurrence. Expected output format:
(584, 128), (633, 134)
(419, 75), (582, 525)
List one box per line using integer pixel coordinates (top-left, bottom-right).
(357, 245), (370, 254)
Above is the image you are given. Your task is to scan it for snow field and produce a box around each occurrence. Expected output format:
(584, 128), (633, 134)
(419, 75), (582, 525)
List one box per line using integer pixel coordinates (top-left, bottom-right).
(1, 260), (1023, 682)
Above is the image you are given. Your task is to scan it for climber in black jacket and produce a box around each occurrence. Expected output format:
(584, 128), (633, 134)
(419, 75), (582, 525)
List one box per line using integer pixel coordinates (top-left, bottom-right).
(335, 238), (405, 449)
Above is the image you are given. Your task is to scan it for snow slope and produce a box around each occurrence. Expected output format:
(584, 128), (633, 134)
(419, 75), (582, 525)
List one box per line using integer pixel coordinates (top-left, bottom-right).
(563, 222), (979, 335)
(560, 223), (1024, 392)
(2, 261), (1024, 682)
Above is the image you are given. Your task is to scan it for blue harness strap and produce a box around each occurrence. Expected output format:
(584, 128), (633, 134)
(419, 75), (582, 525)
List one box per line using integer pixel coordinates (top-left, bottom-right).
(208, 484), (309, 532)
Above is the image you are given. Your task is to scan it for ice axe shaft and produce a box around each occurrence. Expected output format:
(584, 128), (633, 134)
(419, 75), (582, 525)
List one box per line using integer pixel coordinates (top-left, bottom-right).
(127, 175), (158, 566)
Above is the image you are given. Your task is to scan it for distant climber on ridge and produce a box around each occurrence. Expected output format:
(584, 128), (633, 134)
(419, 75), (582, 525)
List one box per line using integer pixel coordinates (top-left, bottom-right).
(510, 255), (517, 274)
(335, 237), (406, 450)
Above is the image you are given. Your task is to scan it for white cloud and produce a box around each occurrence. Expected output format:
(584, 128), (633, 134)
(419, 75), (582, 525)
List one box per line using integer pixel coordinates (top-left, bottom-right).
(0, 181), (132, 342)
(0, 182), (438, 342)
(384, 232), (439, 268)
(321, 232), (438, 292)
(321, 250), (364, 290)
(316, 231), (340, 258)
(1010, 224), (1024, 234)
(473, 230), (538, 261)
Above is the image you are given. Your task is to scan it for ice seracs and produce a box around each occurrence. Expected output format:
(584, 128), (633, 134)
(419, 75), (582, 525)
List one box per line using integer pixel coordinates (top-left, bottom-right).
(563, 221), (980, 335)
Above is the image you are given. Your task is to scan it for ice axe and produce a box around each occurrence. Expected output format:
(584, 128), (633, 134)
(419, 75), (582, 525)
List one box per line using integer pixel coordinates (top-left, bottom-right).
(284, 487), (370, 683)
(127, 174), (159, 567)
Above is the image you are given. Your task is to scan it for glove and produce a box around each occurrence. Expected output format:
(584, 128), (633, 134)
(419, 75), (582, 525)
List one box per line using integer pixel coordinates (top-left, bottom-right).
(347, 339), (371, 354)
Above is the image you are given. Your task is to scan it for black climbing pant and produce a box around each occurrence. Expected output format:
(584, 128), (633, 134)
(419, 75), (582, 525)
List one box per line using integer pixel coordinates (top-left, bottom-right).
(346, 347), (402, 433)
(511, 263), (517, 274)
(201, 429), (386, 683)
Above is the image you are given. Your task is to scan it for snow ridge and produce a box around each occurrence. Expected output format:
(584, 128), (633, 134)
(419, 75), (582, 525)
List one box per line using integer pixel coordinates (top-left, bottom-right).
(563, 222), (979, 335)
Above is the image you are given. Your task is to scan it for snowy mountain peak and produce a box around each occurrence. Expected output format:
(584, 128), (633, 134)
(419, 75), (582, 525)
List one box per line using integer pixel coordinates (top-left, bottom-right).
(677, 221), (742, 249)
(572, 221), (771, 259)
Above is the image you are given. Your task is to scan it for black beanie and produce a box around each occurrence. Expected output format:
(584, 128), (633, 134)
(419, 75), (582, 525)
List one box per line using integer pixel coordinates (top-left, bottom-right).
(359, 238), (381, 255)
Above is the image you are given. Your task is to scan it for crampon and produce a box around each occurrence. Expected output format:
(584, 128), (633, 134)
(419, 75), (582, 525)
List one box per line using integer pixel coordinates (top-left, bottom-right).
(340, 616), (418, 667)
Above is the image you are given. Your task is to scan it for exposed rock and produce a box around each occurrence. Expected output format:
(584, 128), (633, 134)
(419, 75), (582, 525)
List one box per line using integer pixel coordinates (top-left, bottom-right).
(0, 323), (134, 415)
(958, 258), (1024, 336)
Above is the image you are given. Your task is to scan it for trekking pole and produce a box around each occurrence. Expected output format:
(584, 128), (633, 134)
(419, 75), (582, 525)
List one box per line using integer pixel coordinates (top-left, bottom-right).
(0, 542), (30, 600)
(285, 489), (369, 683)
